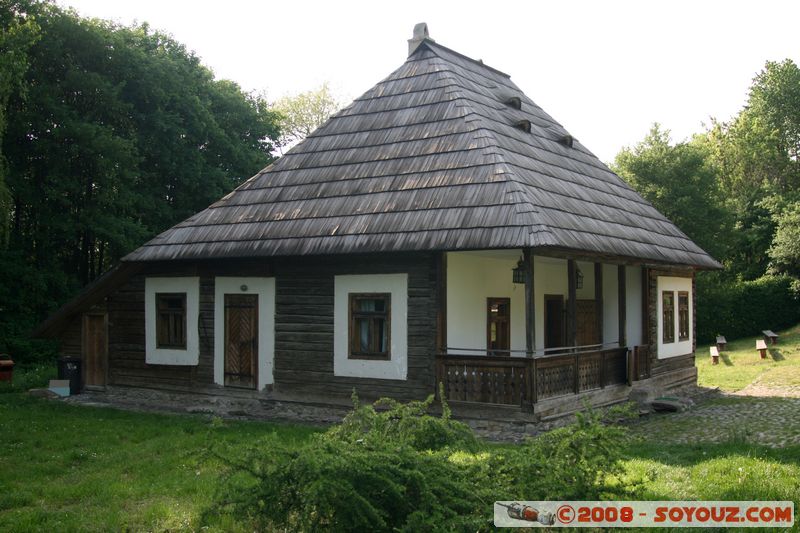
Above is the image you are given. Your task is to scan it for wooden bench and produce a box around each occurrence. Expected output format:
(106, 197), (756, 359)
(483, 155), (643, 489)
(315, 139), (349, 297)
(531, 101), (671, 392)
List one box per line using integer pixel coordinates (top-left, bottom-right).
(709, 346), (720, 365)
(763, 330), (779, 345)
(756, 339), (768, 359)
(716, 335), (727, 351)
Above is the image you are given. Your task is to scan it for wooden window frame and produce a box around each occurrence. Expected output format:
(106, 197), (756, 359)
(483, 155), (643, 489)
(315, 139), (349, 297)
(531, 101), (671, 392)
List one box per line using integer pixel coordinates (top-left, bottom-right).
(348, 293), (391, 360)
(155, 292), (187, 349)
(678, 291), (690, 342)
(662, 290), (675, 344)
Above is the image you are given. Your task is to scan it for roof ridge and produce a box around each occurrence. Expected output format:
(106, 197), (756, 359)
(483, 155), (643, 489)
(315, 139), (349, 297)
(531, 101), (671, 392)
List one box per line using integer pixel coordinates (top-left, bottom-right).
(415, 39), (511, 79)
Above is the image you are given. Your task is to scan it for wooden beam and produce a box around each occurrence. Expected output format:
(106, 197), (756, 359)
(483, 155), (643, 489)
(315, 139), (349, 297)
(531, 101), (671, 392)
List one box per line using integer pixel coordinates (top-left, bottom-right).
(436, 252), (447, 353)
(642, 266), (650, 347)
(595, 262), (603, 345)
(567, 259), (577, 348)
(618, 265), (627, 348)
(524, 248), (534, 356)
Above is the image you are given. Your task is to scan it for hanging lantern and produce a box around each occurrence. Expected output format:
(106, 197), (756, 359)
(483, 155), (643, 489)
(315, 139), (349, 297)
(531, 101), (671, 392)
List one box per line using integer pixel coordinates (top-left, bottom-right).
(512, 258), (527, 284)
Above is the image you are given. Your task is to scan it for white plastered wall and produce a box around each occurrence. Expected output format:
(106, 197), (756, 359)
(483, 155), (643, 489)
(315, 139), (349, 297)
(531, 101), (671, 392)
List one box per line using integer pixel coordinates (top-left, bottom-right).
(214, 277), (275, 390)
(533, 255), (567, 352)
(626, 266), (644, 347)
(602, 263), (619, 345)
(333, 273), (408, 380)
(446, 250), (526, 356)
(145, 277), (200, 365)
(446, 252), (645, 354)
(656, 276), (693, 358)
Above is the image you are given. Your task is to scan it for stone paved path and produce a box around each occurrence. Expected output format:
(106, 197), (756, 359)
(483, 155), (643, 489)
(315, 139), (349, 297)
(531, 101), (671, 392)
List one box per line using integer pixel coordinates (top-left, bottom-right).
(632, 394), (800, 448)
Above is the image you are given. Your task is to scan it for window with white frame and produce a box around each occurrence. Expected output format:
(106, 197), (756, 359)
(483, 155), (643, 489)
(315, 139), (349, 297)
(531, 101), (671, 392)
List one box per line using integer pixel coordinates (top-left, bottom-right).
(145, 277), (200, 365)
(656, 276), (693, 359)
(334, 274), (408, 380)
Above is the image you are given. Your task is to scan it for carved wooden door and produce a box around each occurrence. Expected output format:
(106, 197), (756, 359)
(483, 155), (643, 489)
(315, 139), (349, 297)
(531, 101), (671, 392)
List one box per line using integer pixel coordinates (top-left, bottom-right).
(224, 294), (258, 389)
(575, 299), (599, 347)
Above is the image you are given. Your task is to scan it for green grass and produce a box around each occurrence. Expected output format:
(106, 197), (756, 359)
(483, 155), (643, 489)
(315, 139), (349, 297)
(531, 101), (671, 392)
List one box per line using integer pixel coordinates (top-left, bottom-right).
(0, 391), (319, 532)
(622, 441), (800, 502)
(4, 333), (800, 531)
(3, 393), (797, 532)
(696, 323), (800, 391)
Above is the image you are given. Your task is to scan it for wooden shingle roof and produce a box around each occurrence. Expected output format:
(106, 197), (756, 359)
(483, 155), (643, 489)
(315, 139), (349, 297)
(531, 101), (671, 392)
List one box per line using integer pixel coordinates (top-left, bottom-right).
(124, 36), (720, 269)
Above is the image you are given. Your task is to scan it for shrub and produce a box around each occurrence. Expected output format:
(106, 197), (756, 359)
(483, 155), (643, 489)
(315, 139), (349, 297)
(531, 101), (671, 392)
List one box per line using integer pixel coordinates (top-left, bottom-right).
(325, 388), (478, 452)
(494, 407), (637, 501)
(207, 394), (635, 531)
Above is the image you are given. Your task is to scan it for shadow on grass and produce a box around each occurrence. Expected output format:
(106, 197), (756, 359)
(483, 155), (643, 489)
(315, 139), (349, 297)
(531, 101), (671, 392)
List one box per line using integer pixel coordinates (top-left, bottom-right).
(770, 349), (785, 361)
(720, 353), (734, 366)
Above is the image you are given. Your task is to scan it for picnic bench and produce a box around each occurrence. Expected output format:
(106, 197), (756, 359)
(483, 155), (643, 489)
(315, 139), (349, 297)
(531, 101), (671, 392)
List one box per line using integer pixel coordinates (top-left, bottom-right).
(763, 330), (779, 345)
(709, 346), (720, 365)
(716, 335), (727, 351)
(756, 339), (768, 359)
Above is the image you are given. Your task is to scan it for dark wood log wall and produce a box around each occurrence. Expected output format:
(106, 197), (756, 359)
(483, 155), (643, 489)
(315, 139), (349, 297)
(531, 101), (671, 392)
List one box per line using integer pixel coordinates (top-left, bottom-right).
(272, 252), (438, 401)
(53, 253), (438, 400)
(646, 267), (696, 376)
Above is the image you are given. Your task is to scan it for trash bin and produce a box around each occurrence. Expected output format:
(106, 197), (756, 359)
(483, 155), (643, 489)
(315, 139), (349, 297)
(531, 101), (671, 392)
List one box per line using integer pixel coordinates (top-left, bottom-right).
(57, 356), (82, 395)
(0, 354), (13, 383)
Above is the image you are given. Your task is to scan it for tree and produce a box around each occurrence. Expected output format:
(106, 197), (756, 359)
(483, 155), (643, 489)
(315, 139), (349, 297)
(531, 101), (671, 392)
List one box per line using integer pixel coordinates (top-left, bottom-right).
(0, 0), (39, 242)
(0, 4), (281, 360)
(272, 82), (343, 151)
(768, 201), (800, 281)
(699, 59), (800, 279)
(613, 124), (731, 261)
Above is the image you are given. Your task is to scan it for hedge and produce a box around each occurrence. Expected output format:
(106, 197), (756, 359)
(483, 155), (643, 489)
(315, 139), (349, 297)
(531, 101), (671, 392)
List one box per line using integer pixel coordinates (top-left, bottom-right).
(696, 274), (800, 344)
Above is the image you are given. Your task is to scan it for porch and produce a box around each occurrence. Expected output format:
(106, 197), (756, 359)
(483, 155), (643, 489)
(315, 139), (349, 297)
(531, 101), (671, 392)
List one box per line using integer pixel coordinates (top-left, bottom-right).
(436, 345), (651, 409)
(436, 249), (653, 411)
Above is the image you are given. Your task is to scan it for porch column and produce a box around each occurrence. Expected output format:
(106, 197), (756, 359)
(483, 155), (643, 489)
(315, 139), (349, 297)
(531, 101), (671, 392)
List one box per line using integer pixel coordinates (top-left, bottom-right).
(523, 248), (534, 356)
(594, 262), (603, 345)
(618, 265), (627, 347)
(567, 259), (577, 348)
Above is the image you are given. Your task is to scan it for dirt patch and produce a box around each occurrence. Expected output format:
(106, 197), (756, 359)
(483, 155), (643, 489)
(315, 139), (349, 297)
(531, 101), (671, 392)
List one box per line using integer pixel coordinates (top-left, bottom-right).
(734, 383), (800, 398)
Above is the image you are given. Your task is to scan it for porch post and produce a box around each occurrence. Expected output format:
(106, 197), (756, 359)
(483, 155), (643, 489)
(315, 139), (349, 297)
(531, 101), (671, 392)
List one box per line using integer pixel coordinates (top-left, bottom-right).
(594, 262), (603, 345)
(618, 265), (627, 348)
(567, 259), (577, 348)
(523, 248), (534, 356)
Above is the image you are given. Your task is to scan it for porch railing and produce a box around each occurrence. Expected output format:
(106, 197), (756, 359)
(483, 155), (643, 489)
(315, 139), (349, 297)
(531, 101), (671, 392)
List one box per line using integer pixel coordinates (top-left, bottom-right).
(436, 346), (631, 407)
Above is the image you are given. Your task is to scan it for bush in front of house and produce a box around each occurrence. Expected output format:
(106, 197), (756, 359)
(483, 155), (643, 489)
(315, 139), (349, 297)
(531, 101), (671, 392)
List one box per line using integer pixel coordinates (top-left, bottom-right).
(207, 393), (636, 532)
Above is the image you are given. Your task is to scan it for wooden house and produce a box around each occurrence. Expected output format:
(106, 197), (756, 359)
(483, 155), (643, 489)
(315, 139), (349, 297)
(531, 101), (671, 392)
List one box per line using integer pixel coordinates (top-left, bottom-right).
(35, 24), (720, 420)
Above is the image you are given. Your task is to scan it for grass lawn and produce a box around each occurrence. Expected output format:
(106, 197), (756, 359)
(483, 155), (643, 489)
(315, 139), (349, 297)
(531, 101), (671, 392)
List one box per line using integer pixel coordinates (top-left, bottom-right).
(695, 323), (800, 392)
(0, 392), (318, 532)
(3, 325), (800, 531)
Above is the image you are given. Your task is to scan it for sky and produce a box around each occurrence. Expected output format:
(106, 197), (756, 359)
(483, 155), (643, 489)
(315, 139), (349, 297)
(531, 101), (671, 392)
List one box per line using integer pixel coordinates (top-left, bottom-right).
(57, 0), (800, 163)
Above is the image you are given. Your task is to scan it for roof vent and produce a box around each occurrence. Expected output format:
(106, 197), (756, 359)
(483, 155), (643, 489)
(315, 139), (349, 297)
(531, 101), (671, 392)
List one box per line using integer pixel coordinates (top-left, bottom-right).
(514, 119), (531, 133)
(559, 134), (574, 148)
(505, 96), (522, 110)
(408, 22), (433, 56)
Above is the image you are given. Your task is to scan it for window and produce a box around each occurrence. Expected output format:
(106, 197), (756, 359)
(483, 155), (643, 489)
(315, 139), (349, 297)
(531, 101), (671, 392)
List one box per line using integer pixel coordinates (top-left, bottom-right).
(662, 291), (675, 344)
(678, 291), (689, 341)
(349, 293), (391, 360)
(156, 293), (187, 349)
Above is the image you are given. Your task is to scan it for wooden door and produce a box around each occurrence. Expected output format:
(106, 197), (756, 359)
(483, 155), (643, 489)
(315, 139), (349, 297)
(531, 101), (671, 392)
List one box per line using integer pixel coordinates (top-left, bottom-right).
(544, 295), (564, 350)
(486, 297), (511, 355)
(224, 294), (258, 389)
(576, 299), (599, 346)
(83, 313), (107, 388)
